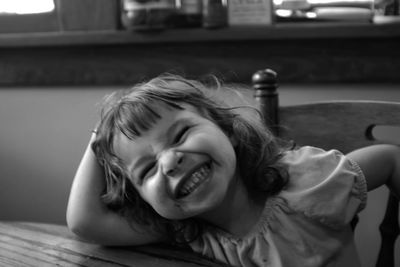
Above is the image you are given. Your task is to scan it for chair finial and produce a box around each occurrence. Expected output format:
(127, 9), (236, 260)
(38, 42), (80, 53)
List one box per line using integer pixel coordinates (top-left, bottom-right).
(252, 69), (278, 92)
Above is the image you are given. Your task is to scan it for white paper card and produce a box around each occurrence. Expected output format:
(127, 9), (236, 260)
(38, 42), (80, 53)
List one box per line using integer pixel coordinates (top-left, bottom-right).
(228, 0), (273, 25)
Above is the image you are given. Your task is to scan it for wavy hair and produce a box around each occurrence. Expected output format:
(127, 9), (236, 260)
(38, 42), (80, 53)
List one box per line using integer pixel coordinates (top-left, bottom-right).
(91, 74), (290, 243)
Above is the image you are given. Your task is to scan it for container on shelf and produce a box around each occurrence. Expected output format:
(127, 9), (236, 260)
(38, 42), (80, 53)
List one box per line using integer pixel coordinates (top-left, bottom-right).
(121, 0), (176, 31)
(57, 0), (119, 31)
(202, 0), (228, 29)
(173, 0), (203, 27)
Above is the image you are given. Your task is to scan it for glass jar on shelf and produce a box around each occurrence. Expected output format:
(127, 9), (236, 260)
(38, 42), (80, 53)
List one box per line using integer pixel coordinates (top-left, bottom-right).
(173, 0), (203, 27)
(202, 0), (228, 28)
(121, 0), (176, 31)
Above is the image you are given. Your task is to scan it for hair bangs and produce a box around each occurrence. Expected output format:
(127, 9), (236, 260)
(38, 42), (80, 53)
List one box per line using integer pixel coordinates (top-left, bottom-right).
(115, 100), (162, 139)
(114, 99), (185, 140)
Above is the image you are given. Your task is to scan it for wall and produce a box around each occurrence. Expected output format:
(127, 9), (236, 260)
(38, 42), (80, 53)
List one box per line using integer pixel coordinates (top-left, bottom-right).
(0, 83), (399, 267)
(0, 86), (117, 223)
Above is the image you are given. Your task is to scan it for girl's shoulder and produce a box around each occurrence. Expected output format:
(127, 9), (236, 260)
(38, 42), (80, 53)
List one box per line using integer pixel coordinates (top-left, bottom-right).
(278, 146), (367, 227)
(281, 146), (355, 191)
(280, 145), (366, 195)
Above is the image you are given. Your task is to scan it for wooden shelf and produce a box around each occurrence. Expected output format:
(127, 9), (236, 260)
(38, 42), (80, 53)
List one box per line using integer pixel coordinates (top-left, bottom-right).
(0, 20), (399, 85)
(0, 22), (399, 47)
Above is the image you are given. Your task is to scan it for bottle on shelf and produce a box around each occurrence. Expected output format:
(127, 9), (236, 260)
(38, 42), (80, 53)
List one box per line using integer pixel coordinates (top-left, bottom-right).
(121, 0), (176, 31)
(173, 0), (203, 27)
(202, 0), (228, 29)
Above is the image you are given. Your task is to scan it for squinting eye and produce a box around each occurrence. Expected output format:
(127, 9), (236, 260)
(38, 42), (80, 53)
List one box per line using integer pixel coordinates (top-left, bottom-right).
(140, 162), (156, 180)
(174, 126), (190, 144)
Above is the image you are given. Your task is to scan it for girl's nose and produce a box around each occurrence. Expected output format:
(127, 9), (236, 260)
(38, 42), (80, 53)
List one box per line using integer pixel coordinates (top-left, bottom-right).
(160, 150), (184, 177)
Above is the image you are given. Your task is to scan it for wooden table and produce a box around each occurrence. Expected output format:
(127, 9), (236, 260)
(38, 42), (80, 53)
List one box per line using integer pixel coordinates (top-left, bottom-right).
(0, 221), (227, 267)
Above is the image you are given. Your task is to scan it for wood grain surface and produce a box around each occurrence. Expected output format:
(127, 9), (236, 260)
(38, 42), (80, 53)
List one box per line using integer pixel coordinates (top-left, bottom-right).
(0, 222), (227, 267)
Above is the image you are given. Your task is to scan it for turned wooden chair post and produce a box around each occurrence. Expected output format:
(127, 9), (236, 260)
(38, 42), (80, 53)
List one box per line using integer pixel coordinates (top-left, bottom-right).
(252, 68), (279, 136)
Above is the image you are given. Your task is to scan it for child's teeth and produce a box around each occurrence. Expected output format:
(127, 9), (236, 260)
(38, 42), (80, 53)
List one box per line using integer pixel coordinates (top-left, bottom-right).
(179, 164), (210, 197)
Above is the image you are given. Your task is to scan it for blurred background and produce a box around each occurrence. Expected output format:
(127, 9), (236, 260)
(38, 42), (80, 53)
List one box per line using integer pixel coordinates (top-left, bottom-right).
(0, 1), (399, 267)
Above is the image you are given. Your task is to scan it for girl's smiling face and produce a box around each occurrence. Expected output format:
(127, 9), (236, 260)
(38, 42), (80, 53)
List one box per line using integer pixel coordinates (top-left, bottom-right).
(113, 102), (238, 220)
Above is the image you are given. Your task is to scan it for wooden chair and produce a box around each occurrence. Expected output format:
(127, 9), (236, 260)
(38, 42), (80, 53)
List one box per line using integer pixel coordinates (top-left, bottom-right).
(252, 68), (400, 267)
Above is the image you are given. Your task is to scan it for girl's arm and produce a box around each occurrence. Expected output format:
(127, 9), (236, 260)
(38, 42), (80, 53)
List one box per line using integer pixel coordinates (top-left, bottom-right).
(346, 144), (400, 197)
(66, 132), (164, 246)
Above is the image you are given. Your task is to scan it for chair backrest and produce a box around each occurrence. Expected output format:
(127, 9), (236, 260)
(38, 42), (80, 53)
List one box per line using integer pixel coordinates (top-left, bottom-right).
(252, 68), (400, 267)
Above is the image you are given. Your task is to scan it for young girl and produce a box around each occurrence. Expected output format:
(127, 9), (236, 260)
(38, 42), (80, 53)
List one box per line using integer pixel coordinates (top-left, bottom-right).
(67, 74), (400, 267)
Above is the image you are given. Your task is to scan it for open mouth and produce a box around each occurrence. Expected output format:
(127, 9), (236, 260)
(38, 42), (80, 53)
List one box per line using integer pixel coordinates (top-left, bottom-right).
(175, 162), (211, 199)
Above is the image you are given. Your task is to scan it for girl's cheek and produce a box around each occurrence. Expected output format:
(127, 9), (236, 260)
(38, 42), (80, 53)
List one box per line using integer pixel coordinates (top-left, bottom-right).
(185, 132), (211, 148)
(141, 176), (164, 202)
